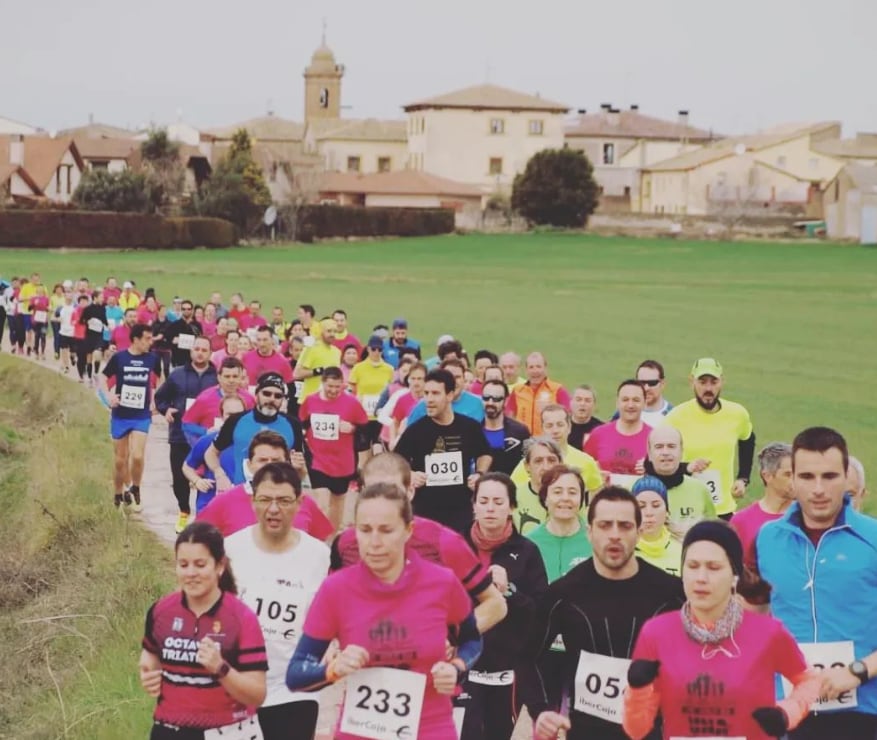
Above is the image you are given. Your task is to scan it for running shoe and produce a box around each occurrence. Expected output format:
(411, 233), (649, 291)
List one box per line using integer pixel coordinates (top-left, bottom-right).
(129, 488), (143, 513)
(174, 512), (189, 534)
(114, 494), (124, 508)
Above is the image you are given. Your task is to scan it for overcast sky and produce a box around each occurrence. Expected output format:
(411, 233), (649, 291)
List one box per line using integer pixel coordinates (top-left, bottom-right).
(3, 0), (875, 138)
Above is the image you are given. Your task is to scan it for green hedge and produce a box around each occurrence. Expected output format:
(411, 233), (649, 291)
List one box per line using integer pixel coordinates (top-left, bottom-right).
(0, 210), (236, 249)
(295, 205), (454, 242)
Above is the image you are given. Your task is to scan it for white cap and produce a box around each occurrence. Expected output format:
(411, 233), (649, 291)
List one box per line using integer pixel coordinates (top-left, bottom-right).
(62, 279), (74, 289)
(123, 281), (133, 289)
(436, 334), (454, 347)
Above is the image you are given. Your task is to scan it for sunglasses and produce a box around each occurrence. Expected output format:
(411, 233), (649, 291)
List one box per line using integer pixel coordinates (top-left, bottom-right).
(482, 394), (505, 403)
(259, 390), (285, 399)
(640, 379), (662, 387)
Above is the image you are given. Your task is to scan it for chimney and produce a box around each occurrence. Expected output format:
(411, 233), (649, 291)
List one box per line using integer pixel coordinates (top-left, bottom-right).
(630, 104), (639, 111)
(678, 109), (690, 127)
(9, 134), (24, 166)
(607, 107), (620, 126)
(577, 108), (587, 115)
(600, 103), (612, 111)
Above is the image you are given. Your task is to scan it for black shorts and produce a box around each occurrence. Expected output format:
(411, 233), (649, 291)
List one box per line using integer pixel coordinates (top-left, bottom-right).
(84, 334), (104, 353)
(309, 469), (353, 495)
(354, 420), (383, 451)
(59, 335), (75, 350)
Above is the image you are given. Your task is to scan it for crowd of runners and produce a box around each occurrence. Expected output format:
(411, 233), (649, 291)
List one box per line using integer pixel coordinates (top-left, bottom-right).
(2, 272), (875, 740)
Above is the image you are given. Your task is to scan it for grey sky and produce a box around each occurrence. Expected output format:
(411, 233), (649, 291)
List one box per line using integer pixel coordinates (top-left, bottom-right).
(3, 0), (875, 138)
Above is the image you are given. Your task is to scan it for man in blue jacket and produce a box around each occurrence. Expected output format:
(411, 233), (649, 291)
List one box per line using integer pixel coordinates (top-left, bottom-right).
(154, 335), (218, 532)
(757, 426), (877, 739)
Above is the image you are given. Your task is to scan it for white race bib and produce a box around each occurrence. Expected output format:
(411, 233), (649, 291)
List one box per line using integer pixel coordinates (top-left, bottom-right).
(119, 384), (146, 410)
(782, 641), (857, 710)
(203, 716), (262, 740)
(212, 417), (224, 431)
(311, 413), (340, 441)
(294, 381), (304, 398)
(469, 669), (514, 686)
(425, 451), (464, 486)
(107, 318), (117, 329)
(177, 333), (195, 350)
(87, 317), (103, 332)
(240, 585), (302, 645)
(693, 469), (722, 505)
(33, 310), (48, 323)
(340, 667), (425, 740)
(185, 398), (196, 412)
(608, 474), (639, 490)
(246, 328), (258, 341)
(574, 650), (630, 724)
(362, 394), (380, 417)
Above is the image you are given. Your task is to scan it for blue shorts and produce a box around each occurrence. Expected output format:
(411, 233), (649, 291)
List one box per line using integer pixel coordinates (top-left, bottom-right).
(110, 415), (151, 440)
(20, 315), (32, 331)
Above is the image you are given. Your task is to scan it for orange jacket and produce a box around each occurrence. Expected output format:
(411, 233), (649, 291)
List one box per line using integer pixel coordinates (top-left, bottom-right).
(507, 378), (569, 435)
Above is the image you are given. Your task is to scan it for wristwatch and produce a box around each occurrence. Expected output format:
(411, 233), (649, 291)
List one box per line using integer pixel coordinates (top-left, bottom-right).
(849, 660), (869, 684)
(212, 660), (231, 680)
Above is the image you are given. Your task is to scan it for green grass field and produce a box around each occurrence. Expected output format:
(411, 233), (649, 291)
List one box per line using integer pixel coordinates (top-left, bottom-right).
(3, 233), (876, 508)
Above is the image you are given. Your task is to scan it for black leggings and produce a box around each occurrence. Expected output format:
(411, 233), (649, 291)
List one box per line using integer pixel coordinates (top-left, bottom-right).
(791, 711), (877, 739)
(75, 339), (91, 379)
(170, 442), (192, 514)
(457, 677), (522, 740)
(258, 700), (319, 740)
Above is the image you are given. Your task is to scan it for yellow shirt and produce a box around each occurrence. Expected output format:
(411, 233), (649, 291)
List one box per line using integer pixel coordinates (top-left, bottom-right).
(298, 342), (341, 400)
(119, 292), (140, 311)
(18, 282), (37, 310)
(349, 360), (394, 419)
(665, 399), (753, 516)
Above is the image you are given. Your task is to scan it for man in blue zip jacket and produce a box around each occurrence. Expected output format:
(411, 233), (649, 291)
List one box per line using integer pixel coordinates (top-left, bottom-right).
(756, 426), (877, 739)
(154, 335), (218, 533)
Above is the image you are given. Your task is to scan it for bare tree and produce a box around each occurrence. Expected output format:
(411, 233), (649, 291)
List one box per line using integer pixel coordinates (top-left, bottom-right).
(277, 166), (323, 241)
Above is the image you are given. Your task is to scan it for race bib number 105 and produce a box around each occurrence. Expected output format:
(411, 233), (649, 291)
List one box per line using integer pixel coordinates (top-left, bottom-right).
(340, 667), (425, 740)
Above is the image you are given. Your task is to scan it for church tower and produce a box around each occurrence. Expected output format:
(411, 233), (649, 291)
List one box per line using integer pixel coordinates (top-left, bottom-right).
(303, 30), (344, 123)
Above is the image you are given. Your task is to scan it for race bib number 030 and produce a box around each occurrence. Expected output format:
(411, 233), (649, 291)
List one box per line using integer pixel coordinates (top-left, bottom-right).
(782, 641), (857, 711)
(311, 413), (340, 441)
(574, 650), (629, 724)
(340, 667), (425, 740)
(425, 451), (464, 487)
(119, 384), (146, 410)
(203, 715), (262, 740)
(693, 469), (722, 505)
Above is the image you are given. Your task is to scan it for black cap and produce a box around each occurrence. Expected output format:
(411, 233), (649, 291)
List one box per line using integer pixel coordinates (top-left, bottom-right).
(256, 372), (286, 394)
(682, 520), (744, 576)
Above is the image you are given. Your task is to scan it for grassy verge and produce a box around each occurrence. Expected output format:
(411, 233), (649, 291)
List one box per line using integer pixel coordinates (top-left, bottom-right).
(0, 357), (173, 739)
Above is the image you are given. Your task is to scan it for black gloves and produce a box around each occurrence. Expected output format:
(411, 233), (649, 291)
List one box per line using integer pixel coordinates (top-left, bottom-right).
(313, 367), (324, 376)
(752, 707), (789, 737)
(627, 659), (660, 688)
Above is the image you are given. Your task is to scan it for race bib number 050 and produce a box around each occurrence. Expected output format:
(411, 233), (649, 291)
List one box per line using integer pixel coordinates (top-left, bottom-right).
(574, 650), (629, 724)
(782, 641), (857, 711)
(425, 451), (463, 487)
(340, 667), (425, 740)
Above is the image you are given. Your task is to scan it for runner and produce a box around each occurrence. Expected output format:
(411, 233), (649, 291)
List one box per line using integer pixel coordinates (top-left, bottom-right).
(456, 472), (549, 740)
(378, 361), (426, 450)
(211, 328), (242, 369)
(29, 283), (50, 360)
(348, 335), (394, 463)
(567, 384), (603, 450)
(511, 437), (563, 536)
(98, 322), (157, 511)
(181, 357), (255, 447)
(756, 426), (877, 739)
(524, 486), (684, 740)
(78, 290), (106, 384)
(665, 358), (755, 520)
(331, 452), (507, 633)
(381, 317), (421, 368)
(139, 522), (268, 739)
(406, 358), (485, 424)
(165, 299), (203, 370)
(394, 368), (492, 533)
(224, 462), (330, 740)
(199, 431), (331, 542)
(241, 325), (293, 388)
(300, 366), (369, 530)
(635, 360), (673, 426)
(16, 271), (39, 355)
(848, 455), (868, 511)
(506, 352), (570, 435)
(498, 351), (525, 389)
(286, 482), (483, 739)
(331, 308), (361, 355)
(584, 379), (651, 477)
(623, 520), (819, 740)
(293, 318), (341, 402)
(730, 441), (793, 570)
(56, 289), (76, 373)
(155, 336), (219, 533)
(480, 379), (531, 475)
(643, 424), (716, 539)
(205, 372), (296, 489)
(631, 476), (682, 576)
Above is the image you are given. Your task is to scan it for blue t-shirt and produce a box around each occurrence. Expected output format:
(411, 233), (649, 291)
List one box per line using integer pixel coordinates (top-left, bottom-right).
(407, 391), (485, 425)
(382, 339), (422, 369)
(484, 426), (505, 451)
(104, 306), (124, 340)
(214, 410), (295, 484)
(184, 431), (235, 482)
(102, 349), (157, 420)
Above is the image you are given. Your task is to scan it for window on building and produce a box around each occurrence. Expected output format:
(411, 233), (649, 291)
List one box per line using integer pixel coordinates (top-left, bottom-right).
(489, 157), (503, 175)
(602, 143), (615, 165)
(528, 119), (544, 135)
(489, 118), (505, 135)
(378, 157), (391, 173)
(91, 161), (109, 171)
(347, 156), (361, 172)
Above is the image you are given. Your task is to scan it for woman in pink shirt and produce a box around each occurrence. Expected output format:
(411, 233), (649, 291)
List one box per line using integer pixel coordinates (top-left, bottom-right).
(286, 482), (483, 739)
(136, 295), (159, 326)
(623, 521), (820, 740)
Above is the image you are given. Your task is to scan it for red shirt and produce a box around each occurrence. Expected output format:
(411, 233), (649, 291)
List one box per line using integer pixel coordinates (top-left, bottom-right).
(30, 295), (50, 322)
(142, 591), (267, 729)
(300, 392), (368, 477)
(583, 421), (652, 474)
(182, 387), (256, 435)
(241, 349), (293, 384)
(111, 324), (132, 351)
(731, 501), (785, 570)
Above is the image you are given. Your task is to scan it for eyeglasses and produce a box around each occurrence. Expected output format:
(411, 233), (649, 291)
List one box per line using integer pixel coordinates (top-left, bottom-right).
(253, 496), (297, 508)
(259, 390), (285, 399)
(640, 379), (662, 387)
(482, 394), (505, 403)
(368, 346), (382, 352)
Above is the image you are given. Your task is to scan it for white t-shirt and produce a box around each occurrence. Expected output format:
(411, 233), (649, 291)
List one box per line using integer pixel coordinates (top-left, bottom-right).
(224, 525), (330, 706)
(59, 305), (76, 337)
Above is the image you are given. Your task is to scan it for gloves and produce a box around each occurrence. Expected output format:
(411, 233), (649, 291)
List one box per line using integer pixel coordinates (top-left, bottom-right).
(627, 659), (660, 688)
(752, 707), (789, 737)
(313, 367), (324, 376)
